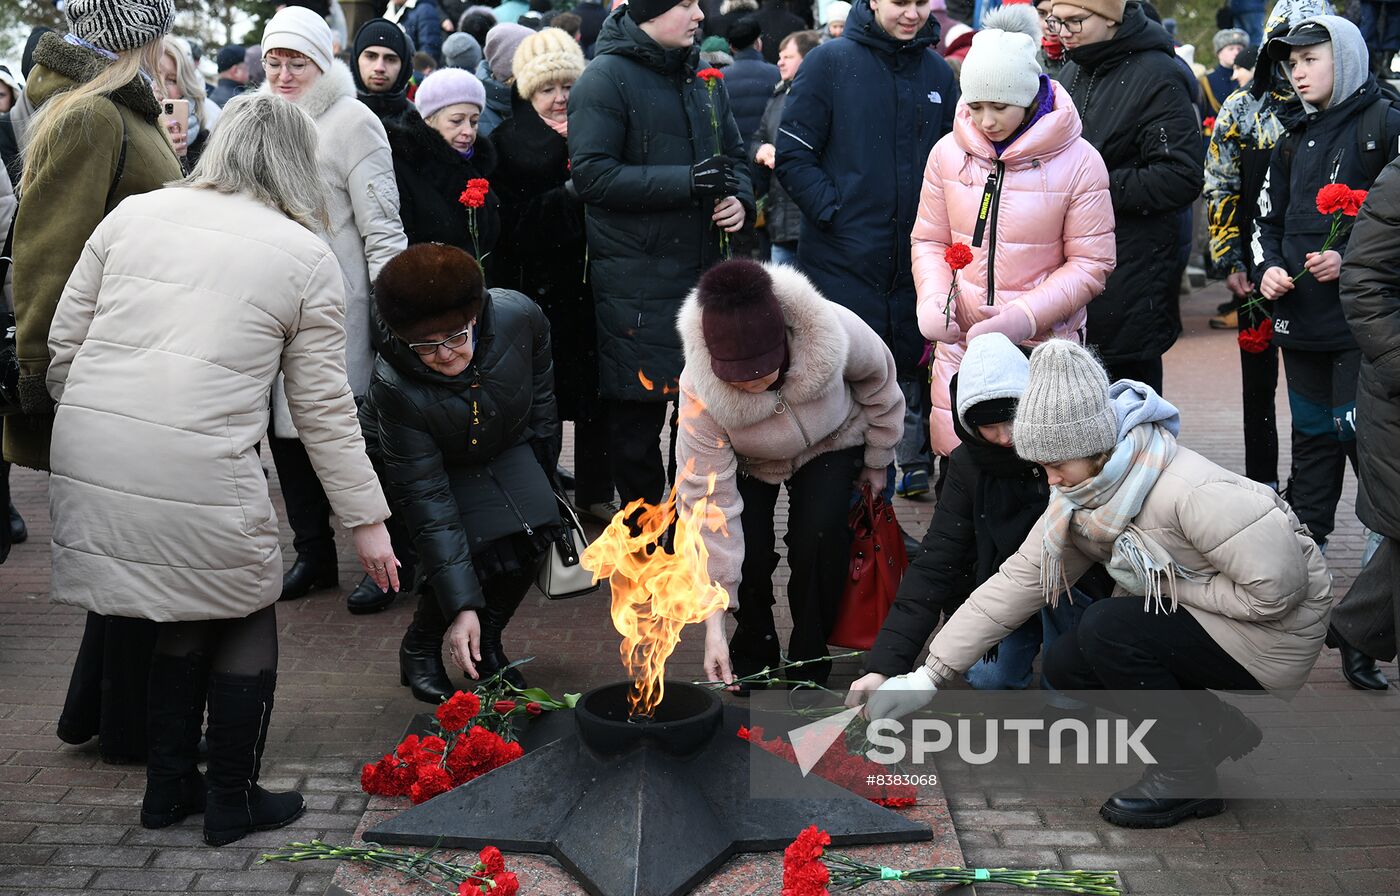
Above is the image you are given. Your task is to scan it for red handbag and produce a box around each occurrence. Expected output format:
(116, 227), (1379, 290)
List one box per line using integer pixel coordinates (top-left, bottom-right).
(828, 488), (910, 650)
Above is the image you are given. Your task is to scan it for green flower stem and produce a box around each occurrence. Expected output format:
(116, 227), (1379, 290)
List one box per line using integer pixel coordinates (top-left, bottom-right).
(259, 841), (496, 895)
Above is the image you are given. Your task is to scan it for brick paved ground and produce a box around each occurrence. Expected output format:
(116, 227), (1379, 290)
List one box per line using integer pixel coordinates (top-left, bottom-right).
(2, 281), (1397, 895)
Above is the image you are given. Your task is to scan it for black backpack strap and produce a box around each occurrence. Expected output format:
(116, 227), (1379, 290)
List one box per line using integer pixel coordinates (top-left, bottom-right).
(1357, 96), (1395, 184)
(103, 111), (128, 213)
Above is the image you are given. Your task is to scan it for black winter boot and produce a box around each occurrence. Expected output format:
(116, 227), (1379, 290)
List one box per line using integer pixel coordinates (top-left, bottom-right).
(477, 589), (528, 689)
(279, 548), (338, 602)
(1327, 624), (1390, 691)
(202, 671), (304, 846)
(141, 653), (210, 829)
(400, 594), (454, 705)
(1099, 761), (1225, 829)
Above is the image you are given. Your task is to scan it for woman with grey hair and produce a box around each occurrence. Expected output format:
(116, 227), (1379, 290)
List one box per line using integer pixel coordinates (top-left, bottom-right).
(46, 92), (399, 846)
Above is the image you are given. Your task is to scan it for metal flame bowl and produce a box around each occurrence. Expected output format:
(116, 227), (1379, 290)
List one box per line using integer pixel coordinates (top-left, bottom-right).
(575, 681), (722, 757)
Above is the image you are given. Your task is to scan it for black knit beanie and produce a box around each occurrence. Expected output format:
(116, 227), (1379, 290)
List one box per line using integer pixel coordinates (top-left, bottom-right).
(627, 0), (683, 24)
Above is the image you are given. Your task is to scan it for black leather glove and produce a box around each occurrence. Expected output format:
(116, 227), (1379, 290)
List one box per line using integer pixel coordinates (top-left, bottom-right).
(691, 155), (738, 199)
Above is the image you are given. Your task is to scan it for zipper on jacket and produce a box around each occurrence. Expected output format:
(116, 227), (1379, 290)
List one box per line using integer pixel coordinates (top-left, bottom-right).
(970, 160), (1005, 306)
(774, 390), (813, 448)
(485, 466), (535, 537)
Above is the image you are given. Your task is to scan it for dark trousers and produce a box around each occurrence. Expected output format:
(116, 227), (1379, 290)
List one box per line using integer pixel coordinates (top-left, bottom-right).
(415, 568), (535, 644)
(1332, 535), (1400, 663)
(571, 403), (614, 507)
(1237, 318), (1280, 485)
(1280, 347), (1360, 543)
(1104, 357), (1164, 395)
(269, 435), (335, 559)
(1044, 598), (1262, 766)
(607, 399), (672, 508)
(155, 604), (278, 673)
(58, 613), (159, 762)
(729, 446), (863, 686)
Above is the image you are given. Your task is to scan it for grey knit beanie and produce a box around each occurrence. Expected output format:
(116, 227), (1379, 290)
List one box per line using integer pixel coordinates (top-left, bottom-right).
(443, 32), (483, 71)
(1012, 340), (1117, 464)
(1213, 28), (1249, 55)
(65, 0), (174, 53)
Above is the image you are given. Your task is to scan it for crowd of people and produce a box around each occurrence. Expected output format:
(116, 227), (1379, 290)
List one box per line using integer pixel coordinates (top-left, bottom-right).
(2, 0), (1400, 850)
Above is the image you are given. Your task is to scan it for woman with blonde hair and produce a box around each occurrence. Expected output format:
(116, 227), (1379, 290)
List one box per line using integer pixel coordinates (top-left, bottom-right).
(8, 0), (183, 765)
(48, 92), (398, 845)
(156, 35), (222, 168)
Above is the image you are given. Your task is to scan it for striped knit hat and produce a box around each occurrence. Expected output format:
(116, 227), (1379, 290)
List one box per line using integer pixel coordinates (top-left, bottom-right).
(65, 0), (174, 53)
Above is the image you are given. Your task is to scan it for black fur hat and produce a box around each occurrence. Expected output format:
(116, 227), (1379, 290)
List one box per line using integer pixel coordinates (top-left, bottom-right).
(375, 243), (486, 336)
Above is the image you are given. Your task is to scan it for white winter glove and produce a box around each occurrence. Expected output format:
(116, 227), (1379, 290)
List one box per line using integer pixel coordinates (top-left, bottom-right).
(864, 665), (939, 723)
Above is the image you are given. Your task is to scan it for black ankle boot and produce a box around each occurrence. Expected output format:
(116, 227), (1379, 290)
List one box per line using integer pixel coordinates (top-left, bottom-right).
(1327, 624), (1389, 691)
(8, 503), (26, 545)
(348, 558), (415, 615)
(1099, 762), (1225, 829)
(476, 643), (527, 689)
(141, 654), (210, 829)
(279, 550), (338, 602)
(1206, 701), (1263, 764)
(400, 596), (453, 704)
(203, 671), (304, 846)
(477, 589), (527, 688)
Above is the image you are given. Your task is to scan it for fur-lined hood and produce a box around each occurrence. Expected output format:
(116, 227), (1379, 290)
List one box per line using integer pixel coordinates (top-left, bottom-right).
(28, 32), (161, 122)
(383, 106), (498, 176)
(721, 0), (759, 13)
(261, 58), (356, 120)
(678, 262), (850, 429)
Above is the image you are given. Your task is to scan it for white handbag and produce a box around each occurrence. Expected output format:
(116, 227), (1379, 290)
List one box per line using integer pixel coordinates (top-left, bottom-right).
(536, 494), (600, 599)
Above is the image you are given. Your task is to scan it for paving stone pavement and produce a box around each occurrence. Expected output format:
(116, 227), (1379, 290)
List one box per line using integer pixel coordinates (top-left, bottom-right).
(2, 281), (1397, 895)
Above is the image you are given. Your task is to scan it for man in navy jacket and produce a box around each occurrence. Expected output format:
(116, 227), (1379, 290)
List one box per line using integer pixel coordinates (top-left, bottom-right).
(775, 0), (957, 497)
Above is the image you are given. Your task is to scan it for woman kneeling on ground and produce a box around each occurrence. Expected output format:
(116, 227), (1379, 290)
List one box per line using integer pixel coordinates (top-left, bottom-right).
(868, 340), (1330, 829)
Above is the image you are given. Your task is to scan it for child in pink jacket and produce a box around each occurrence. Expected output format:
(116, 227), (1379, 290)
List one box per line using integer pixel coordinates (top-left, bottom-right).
(912, 11), (1115, 458)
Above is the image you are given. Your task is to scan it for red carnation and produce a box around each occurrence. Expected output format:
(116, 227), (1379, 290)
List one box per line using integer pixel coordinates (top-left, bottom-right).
(1343, 188), (1368, 216)
(459, 177), (491, 209)
(409, 765), (454, 804)
(1317, 183), (1355, 215)
(1238, 317), (1274, 354)
(436, 691), (481, 733)
(944, 242), (973, 271)
(697, 67), (725, 81)
(785, 825), (831, 864)
(1203, 116), (1216, 132)
(457, 883), (485, 896)
(479, 845), (506, 875)
(492, 872), (520, 896)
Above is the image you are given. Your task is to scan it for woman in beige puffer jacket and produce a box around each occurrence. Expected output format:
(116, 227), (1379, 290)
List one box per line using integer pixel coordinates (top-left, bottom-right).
(675, 260), (905, 691)
(46, 95), (398, 848)
(869, 340), (1330, 832)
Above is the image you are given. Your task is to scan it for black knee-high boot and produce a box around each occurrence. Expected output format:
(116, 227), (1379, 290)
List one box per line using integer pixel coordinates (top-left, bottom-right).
(399, 593), (454, 704)
(477, 582), (529, 689)
(202, 670), (304, 846)
(141, 653), (210, 829)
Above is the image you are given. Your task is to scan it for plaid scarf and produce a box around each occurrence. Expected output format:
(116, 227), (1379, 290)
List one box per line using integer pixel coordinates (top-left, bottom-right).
(1041, 423), (1179, 611)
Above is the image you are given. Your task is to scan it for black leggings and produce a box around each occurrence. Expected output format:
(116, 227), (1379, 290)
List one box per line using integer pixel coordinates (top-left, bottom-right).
(154, 605), (278, 676)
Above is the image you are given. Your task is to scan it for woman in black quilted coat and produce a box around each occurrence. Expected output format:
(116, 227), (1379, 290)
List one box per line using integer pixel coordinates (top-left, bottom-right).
(362, 243), (561, 704)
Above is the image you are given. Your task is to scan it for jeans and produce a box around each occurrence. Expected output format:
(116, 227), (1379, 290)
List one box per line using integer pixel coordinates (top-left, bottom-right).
(965, 588), (1095, 708)
(1233, 9), (1265, 47)
(1280, 347), (1360, 543)
(895, 375), (930, 475)
(770, 243), (799, 268)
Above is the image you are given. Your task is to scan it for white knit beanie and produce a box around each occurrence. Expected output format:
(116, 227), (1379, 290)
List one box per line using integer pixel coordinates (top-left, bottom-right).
(262, 6), (335, 75)
(512, 28), (586, 100)
(959, 28), (1043, 107)
(65, 0), (174, 53)
(1012, 340), (1118, 464)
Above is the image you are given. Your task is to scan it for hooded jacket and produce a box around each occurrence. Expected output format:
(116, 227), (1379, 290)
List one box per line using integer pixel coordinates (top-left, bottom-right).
(567, 8), (755, 401)
(775, 0), (959, 374)
(1056, 2), (1203, 365)
(263, 60), (407, 439)
(1251, 15), (1400, 351)
(364, 288), (559, 619)
(922, 387), (1331, 693)
(912, 79), (1116, 456)
(673, 263), (904, 603)
(5, 33), (182, 472)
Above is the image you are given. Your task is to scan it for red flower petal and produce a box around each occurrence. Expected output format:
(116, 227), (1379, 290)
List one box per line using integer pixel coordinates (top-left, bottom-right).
(1316, 183), (1354, 216)
(697, 67), (725, 81)
(944, 242), (973, 271)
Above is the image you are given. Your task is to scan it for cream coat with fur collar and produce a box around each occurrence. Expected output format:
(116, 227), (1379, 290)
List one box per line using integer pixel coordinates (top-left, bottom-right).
(265, 61), (406, 436)
(675, 263), (904, 603)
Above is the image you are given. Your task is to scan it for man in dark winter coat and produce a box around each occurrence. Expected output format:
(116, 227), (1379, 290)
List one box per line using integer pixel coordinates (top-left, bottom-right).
(723, 17), (781, 141)
(1200, 28), (1249, 120)
(210, 45), (249, 107)
(385, 0), (444, 63)
(1335, 147), (1400, 691)
(1052, 0), (1204, 392)
(569, 0), (754, 510)
(776, 0), (957, 497)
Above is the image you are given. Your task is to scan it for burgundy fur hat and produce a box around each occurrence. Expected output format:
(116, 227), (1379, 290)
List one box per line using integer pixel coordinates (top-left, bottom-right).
(375, 243), (486, 335)
(697, 259), (787, 383)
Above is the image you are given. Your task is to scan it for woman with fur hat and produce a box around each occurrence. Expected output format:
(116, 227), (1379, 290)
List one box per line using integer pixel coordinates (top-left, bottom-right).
(10, 0), (184, 765)
(490, 29), (616, 523)
(680, 260), (905, 690)
(258, 5), (410, 609)
(868, 340), (1332, 830)
(364, 244), (562, 702)
(912, 6), (1115, 459)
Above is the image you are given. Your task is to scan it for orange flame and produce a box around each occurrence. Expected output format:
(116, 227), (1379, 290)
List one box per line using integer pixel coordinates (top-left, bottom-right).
(637, 370), (655, 391)
(580, 458), (730, 719)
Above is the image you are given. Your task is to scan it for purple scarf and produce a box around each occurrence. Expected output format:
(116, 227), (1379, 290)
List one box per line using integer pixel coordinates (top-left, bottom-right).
(993, 75), (1055, 157)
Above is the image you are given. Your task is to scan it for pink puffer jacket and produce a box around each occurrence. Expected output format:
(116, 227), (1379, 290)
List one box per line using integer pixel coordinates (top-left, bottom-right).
(912, 81), (1115, 457)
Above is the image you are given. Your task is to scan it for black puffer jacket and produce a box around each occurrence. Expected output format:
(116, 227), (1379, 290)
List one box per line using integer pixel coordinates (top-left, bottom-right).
(568, 7), (754, 401)
(863, 374), (1050, 676)
(1339, 160), (1400, 539)
(363, 289), (560, 617)
(490, 91), (599, 422)
(382, 110), (501, 260)
(1057, 2), (1203, 365)
(754, 81), (799, 245)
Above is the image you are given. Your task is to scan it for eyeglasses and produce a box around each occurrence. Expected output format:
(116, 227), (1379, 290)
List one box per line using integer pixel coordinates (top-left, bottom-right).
(1045, 14), (1091, 33)
(264, 57), (312, 77)
(407, 323), (474, 356)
